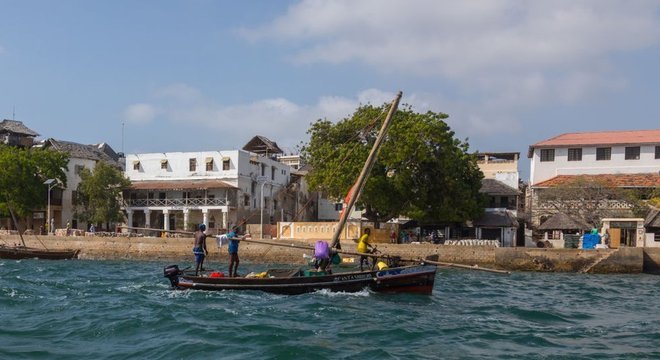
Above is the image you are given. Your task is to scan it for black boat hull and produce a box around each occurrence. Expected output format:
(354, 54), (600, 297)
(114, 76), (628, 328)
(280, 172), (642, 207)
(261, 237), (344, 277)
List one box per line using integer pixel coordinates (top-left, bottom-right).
(0, 246), (80, 260)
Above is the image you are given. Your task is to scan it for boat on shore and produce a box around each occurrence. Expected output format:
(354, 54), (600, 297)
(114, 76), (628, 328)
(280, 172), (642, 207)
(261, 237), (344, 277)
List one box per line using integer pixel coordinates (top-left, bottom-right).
(0, 245), (80, 260)
(164, 263), (437, 295)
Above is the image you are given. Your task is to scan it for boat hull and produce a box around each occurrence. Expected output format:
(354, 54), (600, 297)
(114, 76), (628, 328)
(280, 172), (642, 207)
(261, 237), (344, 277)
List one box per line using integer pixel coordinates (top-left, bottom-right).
(165, 264), (437, 295)
(0, 246), (80, 260)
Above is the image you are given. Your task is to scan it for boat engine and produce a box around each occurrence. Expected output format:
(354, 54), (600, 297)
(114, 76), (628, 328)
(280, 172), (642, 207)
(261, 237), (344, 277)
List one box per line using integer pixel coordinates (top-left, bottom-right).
(163, 264), (182, 288)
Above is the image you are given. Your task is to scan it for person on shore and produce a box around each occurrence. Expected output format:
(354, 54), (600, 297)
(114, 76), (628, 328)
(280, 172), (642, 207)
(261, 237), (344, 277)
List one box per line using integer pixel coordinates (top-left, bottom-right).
(89, 224), (95, 233)
(66, 220), (71, 236)
(227, 228), (247, 277)
(193, 224), (208, 276)
(602, 229), (610, 248)
(357, 228), (374, 271)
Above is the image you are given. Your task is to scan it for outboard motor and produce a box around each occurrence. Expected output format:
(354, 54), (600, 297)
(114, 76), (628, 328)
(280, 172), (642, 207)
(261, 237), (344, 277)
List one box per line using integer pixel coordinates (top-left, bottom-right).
(163, 264), (182, 288)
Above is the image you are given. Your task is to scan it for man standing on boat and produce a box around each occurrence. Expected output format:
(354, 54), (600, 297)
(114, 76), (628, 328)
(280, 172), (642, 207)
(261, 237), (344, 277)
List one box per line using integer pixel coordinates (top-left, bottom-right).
(358, 228), (374, 271)
(227, 228), (247, 277)
(193, 224), (208, 275)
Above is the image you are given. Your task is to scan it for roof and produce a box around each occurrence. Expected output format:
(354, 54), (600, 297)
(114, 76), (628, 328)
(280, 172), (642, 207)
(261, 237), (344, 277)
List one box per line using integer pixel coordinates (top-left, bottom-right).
(473, 210), (518, 227)
(0, 119), (40, 136)
(42, 138), (119, 165)
(646, 209), (660, 228)
(480, 179), (520, 196)
(528, 129), (660, 158)
(242, 135), (283, 155)
(129, 179), (238, 190)
(538, 213), (590, 231)
(533, 173), (660, 188)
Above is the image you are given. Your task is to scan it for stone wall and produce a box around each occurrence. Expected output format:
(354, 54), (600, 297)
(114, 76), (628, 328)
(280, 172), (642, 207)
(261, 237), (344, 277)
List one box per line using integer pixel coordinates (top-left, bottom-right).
(0, 234), (653, 274)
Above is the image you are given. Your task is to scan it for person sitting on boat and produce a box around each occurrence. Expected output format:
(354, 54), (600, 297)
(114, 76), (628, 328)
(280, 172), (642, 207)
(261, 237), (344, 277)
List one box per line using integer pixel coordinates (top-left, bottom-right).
(358, 228), (374, 271)
(227, 228), (247, 277)
(313, 240), (331, 272)
(193, 223), (208, 276)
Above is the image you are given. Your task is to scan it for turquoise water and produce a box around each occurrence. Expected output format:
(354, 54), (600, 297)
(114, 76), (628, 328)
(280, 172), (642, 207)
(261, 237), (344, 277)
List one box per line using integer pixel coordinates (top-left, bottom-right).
(1, 259), (659, 359)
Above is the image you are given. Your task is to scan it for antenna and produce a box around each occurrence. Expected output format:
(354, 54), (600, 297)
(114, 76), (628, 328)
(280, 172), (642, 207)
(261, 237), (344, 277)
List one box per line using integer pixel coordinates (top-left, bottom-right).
(12, 105), (15, 120)
(121, 121), (125, 154)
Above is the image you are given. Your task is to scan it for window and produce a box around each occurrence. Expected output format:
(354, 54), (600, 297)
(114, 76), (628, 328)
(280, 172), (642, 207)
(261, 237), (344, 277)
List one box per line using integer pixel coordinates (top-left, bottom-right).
(540, 149), (555, 162)
(205, 158), (213, 171)
(223, 158), (230, 170)
(72, 190), (78, 205)
(244, 194), (250, 206)
(335, 203), (343, 211)
(271, 167), (275, 180)
(189, 158), (197, 171)
(656, 146), (660, 159)
(261, 164), (266, 176)
(625, 146), (640, 160)
(74, 165), (85, 175)
(133, 161), (140, 170)
(567, 148), (582, 161)
(161, 160), (168, 170)
(596, 147), (611, 161)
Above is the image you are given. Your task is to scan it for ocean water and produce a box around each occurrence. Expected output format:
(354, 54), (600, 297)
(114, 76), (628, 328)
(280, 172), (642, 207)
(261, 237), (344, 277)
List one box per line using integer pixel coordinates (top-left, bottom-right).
(1, 259), (659, 360)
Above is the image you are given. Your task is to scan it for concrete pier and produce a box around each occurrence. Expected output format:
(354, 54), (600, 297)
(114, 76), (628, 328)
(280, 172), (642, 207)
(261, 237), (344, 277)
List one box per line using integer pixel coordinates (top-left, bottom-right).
(1, 234), (658, 274)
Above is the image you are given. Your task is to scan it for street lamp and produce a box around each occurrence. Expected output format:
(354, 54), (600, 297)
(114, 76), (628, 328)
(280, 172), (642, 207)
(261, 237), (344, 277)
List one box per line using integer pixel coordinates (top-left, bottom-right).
(257, 176), (268, 239)
(44, 179), (57, 235)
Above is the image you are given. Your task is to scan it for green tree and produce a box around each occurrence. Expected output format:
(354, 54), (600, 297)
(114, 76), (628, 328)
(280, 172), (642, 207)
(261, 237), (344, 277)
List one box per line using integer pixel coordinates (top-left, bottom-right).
(301, 104), (484, 223)
(74, 161), (131, 228)
(0, 144), (68, 225)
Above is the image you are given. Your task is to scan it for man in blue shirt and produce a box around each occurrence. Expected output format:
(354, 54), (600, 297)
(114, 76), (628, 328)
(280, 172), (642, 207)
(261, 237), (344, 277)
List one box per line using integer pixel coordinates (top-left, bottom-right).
(227, 228), (246, 277)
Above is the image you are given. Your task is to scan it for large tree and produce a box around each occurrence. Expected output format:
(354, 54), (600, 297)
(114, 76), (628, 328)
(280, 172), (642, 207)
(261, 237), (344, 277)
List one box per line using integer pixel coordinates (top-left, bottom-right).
(0, 144), (68, 224)
(74, 161), (131, 228)
(301, 104), (484, 223)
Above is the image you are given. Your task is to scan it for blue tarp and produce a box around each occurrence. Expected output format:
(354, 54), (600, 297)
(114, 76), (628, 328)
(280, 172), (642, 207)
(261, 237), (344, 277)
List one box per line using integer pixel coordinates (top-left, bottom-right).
(582, 233), (601, 249)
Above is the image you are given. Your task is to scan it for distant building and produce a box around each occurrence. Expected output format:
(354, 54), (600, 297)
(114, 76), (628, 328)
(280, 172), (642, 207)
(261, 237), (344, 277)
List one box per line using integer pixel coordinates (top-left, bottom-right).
(36, 138), (122, 232)
(122, 136), (304, 237)
(528, 130), (660, 246)
(0, 119), (39, 148)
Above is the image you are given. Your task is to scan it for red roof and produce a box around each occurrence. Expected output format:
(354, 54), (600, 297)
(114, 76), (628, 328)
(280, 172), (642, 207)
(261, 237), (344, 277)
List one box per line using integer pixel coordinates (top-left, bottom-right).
(129, 179), (237, 190)
(528, 129), (660, 157)
(533, 173), (660, 188)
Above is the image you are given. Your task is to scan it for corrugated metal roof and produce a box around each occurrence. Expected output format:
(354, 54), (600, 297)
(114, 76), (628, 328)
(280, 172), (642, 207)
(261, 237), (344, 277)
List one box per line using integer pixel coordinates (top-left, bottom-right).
(538, 212), (590, 231)
(0, 119), (40, 136)
(480, 179), (520, 196)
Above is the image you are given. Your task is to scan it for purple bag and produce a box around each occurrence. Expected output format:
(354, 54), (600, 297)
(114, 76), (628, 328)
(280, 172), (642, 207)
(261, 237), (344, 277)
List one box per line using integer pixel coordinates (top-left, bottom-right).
(314, 241), (330, 259)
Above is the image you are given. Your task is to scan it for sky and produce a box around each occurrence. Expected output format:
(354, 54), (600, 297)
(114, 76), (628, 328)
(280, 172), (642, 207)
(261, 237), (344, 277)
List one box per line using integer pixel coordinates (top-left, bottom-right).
(1, 0), (659, 181)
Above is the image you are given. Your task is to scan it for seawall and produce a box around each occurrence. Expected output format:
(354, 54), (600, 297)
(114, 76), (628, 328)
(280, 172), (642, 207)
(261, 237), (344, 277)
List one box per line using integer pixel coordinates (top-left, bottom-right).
(1, 234), (657, 274)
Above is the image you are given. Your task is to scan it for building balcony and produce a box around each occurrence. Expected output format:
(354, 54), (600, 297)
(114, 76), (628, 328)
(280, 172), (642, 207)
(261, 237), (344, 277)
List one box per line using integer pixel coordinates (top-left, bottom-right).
(123, 197), (231, 208)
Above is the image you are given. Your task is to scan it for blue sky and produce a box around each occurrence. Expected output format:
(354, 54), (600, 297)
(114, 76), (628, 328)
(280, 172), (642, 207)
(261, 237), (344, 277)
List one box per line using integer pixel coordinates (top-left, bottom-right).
(1, 0), (659, 181)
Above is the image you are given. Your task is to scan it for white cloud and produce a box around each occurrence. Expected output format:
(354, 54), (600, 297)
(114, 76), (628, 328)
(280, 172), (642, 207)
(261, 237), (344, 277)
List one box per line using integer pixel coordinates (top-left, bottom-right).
(240, 0), (660, 136)
(124, 103), (157, 124)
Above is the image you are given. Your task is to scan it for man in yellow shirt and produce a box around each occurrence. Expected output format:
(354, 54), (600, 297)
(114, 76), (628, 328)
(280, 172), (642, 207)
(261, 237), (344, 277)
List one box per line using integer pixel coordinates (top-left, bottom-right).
(357, 228), (374, 271)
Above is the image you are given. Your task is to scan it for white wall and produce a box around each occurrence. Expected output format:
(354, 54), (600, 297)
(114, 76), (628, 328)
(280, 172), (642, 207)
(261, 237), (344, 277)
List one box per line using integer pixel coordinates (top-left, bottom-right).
(531, 144), (660, 184)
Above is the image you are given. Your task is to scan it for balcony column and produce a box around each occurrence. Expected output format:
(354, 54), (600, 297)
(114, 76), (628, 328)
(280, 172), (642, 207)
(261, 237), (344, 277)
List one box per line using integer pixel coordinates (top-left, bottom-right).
(163, 209), (170, 231)
(126, 210), (134, 229)
(144, 210), (151, 229)
(222, 211), (228, 231)
(202, 209), (209, 229)
(183, 209), (190, 232)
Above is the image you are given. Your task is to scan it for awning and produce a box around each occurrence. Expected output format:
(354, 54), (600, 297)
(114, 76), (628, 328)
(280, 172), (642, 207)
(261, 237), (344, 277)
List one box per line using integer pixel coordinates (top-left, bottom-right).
(205, 157), (213, 163)
(222, 156), (230, 161)
(133, 160), (140, 165)
(160, 159), (168, 164)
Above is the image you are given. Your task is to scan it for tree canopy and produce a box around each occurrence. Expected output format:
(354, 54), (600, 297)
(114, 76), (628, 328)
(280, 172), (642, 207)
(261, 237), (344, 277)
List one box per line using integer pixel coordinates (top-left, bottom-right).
(301, 104), (484, 223)
(0, 144), (68, 219)
(74, 161), (131, 227)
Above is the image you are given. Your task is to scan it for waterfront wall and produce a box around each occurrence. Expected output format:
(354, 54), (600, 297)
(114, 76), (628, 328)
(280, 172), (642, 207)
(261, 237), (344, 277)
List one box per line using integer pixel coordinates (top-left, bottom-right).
(1, 235), (656, 274)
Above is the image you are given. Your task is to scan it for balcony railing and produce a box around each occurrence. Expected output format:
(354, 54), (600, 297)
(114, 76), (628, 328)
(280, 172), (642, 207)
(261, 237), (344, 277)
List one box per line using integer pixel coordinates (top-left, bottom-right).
(124, 198), (230, 207)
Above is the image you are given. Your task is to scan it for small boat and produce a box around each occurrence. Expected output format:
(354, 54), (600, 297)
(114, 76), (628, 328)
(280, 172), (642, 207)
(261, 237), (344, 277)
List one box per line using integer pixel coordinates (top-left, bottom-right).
(0, 245), (80, 260)
(164, 263), (437, 295)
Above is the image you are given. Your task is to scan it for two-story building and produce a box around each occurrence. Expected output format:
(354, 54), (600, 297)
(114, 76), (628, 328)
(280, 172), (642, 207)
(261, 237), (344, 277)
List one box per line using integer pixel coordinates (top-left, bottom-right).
(528, 129), (660, 246)
(122, 136), (298, 236)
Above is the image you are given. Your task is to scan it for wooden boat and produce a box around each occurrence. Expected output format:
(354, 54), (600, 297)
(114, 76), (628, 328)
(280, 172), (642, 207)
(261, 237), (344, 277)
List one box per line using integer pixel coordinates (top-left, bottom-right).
(164, 263), (437, 295)
(0, 245), (80, 260)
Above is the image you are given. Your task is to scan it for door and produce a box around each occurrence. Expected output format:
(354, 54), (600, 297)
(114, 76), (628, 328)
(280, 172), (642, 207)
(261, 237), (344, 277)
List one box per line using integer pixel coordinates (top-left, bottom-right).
(609, 228), (621, 248)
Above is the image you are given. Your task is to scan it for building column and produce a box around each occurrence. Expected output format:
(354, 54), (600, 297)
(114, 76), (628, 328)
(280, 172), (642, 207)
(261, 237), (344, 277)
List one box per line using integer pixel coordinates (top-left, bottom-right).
(222, 211), (228, 230)
(126, 210), (133, 230)
(183, 209), (190, 232)
(144, 210), (151, 229)
(163, 209), (170, 231)
(202, 209), (209, 229)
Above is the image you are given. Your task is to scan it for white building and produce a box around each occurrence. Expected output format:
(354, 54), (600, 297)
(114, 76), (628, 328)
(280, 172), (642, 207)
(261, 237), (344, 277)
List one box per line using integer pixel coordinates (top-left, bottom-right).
(528, 129), (660, 185)
(123, 143), (296, 235)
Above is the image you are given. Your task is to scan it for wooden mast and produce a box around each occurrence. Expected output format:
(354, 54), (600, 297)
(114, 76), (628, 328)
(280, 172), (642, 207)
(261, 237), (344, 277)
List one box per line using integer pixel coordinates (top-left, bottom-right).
(330, 91), (402, 249)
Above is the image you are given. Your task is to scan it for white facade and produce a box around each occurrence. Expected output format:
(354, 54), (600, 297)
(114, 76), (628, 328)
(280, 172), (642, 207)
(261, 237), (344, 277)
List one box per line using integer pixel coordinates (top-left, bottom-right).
(530, 144), (660, 185)
(123, 150), (293, 235)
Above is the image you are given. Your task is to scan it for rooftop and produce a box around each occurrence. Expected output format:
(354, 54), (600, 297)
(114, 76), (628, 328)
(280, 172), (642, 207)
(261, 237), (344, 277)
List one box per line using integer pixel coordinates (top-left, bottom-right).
(528, 129), (660, 157)
(533, 173), (660, 188)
